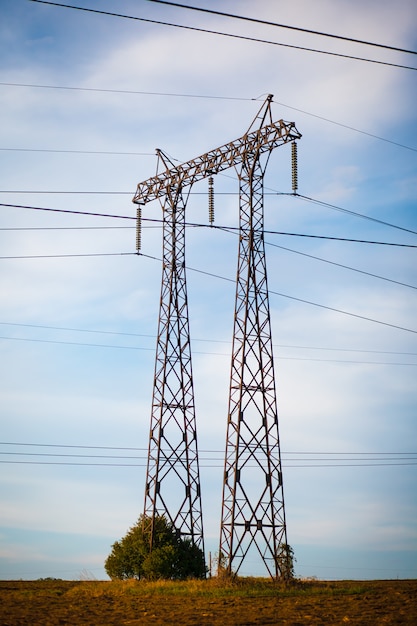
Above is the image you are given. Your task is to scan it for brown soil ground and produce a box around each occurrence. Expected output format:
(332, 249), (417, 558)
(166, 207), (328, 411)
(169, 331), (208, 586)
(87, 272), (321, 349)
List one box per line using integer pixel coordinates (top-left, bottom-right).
(0, 578), (416, 625)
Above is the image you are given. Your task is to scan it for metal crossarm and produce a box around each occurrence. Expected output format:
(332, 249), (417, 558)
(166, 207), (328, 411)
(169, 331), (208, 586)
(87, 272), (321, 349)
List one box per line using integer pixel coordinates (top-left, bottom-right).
(132, 119), (300, 205)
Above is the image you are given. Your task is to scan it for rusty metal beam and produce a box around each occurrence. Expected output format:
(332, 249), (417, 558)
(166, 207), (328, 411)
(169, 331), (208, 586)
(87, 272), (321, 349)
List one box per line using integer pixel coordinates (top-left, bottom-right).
(132, 118), (300, 205)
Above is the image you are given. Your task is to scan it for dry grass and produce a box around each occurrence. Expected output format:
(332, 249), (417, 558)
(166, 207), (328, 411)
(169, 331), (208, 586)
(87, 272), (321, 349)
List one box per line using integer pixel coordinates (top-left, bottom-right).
(1, 578), (416, 625)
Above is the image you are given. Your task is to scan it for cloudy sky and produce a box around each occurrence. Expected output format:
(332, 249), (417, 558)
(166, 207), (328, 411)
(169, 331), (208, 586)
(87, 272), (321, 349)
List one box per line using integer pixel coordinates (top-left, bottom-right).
(0, 0), (416, 581)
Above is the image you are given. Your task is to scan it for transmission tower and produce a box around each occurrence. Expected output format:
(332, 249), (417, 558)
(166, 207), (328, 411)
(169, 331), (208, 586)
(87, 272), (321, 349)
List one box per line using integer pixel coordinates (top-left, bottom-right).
(133, 149), (205, 553)
(132, 96), (301, 572)
(219, 96), (301, 578)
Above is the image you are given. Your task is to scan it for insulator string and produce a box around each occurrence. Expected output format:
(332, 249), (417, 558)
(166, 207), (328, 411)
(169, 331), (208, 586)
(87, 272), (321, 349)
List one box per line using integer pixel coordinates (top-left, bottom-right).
(136, 205), (142, 252)
(291, 142), (298, 193)
(208, 176), (215, 224)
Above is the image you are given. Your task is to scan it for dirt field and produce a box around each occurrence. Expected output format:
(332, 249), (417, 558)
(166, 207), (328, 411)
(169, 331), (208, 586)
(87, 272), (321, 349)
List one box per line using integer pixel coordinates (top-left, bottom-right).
(0, 578), (416, 625)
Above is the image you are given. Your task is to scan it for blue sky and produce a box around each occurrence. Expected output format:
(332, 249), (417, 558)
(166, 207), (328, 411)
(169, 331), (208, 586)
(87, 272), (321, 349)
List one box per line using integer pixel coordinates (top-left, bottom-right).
(0, 0), (416, 580)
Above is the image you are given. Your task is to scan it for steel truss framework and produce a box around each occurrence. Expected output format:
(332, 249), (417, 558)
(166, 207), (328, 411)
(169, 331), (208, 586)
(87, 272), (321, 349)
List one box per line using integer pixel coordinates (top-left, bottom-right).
(132, 96), (301, 576)
(220, 99), (290, 578)
(140, 150), (204, 552)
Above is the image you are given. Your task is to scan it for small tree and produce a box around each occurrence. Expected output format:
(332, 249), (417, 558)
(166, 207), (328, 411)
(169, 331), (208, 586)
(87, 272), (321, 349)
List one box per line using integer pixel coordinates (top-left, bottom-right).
(275, 543), (296, 582)
(215, 550), (232, 579)
(105, 514), (207, 580)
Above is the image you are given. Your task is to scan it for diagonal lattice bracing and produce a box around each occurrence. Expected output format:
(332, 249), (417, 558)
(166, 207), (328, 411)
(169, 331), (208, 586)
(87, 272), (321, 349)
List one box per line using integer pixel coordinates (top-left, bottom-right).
(142, 182), (204, 553)
(219, 98), (291, 577)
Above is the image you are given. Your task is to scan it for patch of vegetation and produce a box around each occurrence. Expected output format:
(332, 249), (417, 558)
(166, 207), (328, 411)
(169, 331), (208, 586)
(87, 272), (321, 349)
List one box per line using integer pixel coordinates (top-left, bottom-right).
(64, 577), (373, 601)
(104, 514), (207, 581)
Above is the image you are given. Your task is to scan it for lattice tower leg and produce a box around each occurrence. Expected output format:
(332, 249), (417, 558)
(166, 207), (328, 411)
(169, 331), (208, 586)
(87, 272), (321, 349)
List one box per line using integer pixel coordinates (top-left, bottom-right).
(143, 189), (205, 555)
(219, 155), (287, 578)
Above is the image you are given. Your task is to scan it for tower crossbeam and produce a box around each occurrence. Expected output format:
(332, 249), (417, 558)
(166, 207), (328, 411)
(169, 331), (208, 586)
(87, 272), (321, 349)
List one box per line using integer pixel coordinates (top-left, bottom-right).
(133, 118), (300, 205)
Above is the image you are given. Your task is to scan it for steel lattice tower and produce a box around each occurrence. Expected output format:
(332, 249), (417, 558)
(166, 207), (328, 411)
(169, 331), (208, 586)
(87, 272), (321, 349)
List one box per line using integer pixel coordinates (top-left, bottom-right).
(139, 150), (204, 552)
(219, 97), (292, 578)
(132, 97), (301, 573)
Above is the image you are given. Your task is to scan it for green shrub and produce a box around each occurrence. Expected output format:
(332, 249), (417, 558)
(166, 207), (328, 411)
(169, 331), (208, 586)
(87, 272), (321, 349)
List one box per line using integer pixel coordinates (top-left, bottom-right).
(105, 514), (207, 581)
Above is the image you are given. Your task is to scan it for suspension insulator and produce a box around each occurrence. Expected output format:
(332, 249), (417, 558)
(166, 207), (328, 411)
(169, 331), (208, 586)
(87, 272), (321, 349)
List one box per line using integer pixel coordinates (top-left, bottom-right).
(291, 142), (298, 193)
(208, 176), (215, 224)
(136, 205), (142, 253)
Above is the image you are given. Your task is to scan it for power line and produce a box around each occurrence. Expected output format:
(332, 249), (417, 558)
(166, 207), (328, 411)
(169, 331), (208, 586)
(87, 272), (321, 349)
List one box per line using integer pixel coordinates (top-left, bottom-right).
(1, 241), (416, 334)
(2, 451), (148, 460)
(0, 458), (415, 468)
(0, 335), (152, 351)
(268, 286), (417, 335)
(0, 147), (154, 156)
(0, 441), (147, 451)
(295, 195), (417, 236)
(6, 450), (414, 461)
(1, 206), (415, 332)
(0, 252), (137, 259)
(268, 242), (417, 291)
(0, 83), (254, 101)
(1, 219), (415, 290)
(0, 445), (415, 468)
(0, 190), (264, 196)
(2, 441), (415, 465)
(1, 225), (414, 287)
(266, 234), (417, 248)
(1, 87), (415, 151)
(2, 322), (415, 356)
(3, 188), (417, 237)
(0, 226), (134, 231)
(1, 335), (415, 365)
(217, 223), (417, 248)
(26, 1), (417, 71)
(0, 459), (148, 467)
(0, 202), (134, 220)
(1, 202), (416, 247)
(2, 191), (416, 246)
(0, 82), (253, 101)
(0, 189), (134, 193)
(1, 245), (416, 333)
(0, 321), (155, 339)
(272, 101), (417, 152)
(1, 191), (416, 237)
(146, 0), (417, 56)
(2, 441), (415, 454)
(2, 450), (417, 462)
(182, 260), (417, 335)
